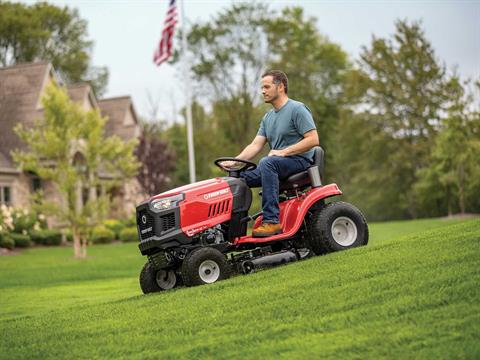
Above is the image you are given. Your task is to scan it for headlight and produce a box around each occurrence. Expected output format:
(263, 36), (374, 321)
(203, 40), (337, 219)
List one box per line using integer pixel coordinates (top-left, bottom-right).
(151, 194), (183, 210)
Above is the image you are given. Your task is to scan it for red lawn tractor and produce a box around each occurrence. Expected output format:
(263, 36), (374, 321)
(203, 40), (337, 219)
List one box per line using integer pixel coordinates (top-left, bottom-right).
(136, 146), (368, 293)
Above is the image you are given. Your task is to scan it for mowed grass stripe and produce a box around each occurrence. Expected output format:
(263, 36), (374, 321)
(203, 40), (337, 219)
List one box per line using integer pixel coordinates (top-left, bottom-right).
(0, 219), (479, 359)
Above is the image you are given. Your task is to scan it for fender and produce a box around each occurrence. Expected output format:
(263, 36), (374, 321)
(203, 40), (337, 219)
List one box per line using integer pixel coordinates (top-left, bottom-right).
(235, 183), (342, 245)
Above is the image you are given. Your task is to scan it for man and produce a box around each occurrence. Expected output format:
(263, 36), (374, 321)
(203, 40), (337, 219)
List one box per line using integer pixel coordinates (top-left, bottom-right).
(225, 70), (319, 237)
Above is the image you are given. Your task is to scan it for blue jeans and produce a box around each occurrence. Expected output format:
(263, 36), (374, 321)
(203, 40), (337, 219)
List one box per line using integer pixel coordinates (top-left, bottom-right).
(241, 155), (311, 223)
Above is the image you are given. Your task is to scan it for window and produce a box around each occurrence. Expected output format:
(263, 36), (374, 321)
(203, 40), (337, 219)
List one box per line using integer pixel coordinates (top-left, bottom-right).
(32, 177), (42, 192)
(0, 186), (12, 205)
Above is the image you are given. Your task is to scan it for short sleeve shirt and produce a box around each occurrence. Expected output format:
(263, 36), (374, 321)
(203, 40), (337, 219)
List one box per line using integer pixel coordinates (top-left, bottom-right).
(257, 99), (317, 161)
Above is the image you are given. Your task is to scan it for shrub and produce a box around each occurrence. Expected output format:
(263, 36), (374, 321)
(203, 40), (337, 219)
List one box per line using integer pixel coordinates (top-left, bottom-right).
(103, 219), (125, 240)
(119, 227), (138, 243)
(0, 232), (14, 250)
(30, 230), (62, 246)
(90, 226), (115, 244)
(122, 216), (137, 227)
(64, 229), (73, 242)
(10, 233), (32, 248)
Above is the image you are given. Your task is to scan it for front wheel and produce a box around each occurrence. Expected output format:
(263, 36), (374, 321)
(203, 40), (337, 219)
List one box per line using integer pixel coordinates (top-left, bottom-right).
(307, 201), (368, 255)
(181, 247), (230, 287)
(139, 262), (180, 294)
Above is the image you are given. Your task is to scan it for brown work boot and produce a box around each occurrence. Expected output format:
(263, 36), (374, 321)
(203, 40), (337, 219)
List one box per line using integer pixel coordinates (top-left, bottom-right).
(252, 223), (283, 238)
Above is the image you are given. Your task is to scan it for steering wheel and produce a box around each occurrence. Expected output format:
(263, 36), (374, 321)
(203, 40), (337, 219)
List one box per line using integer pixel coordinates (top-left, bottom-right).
(214, 157), (257, 178)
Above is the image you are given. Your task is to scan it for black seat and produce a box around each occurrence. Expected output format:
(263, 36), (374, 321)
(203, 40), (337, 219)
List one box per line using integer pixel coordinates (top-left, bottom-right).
(279, 146), (324, 191)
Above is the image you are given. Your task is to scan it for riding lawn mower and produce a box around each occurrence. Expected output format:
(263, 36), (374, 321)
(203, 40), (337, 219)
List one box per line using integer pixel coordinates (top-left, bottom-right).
(135, 146), (368, 293)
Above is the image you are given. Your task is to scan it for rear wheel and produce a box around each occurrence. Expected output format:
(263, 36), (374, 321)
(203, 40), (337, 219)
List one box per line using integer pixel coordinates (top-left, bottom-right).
(307, 201), (368, 255)
(139, 262), (180, 294)
(181, 247), (230, 287)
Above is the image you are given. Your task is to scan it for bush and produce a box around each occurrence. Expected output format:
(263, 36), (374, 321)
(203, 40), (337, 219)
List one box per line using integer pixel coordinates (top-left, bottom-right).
(0, 232), (14, 249)
(103, 219), (125, 240)
(90, 226), (115, 244)
(122, 216), (137, 227)
(10, 233), (32, 248)
(119, 227), (138, 243)
(64, 229), (73, 242)
(30, 230), (62, 246)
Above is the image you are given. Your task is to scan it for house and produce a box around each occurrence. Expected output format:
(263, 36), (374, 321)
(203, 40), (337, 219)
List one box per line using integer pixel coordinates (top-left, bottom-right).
(0, 62), (144, 219)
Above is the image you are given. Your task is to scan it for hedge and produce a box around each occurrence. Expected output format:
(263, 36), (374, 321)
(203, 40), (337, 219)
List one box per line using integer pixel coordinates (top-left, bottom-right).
(0, 232), (14, 249)
(90, 226), (115, 244)
(10, 233), (32, 248)
(119, 227), (138, 243)
(30, 230), (62, 246)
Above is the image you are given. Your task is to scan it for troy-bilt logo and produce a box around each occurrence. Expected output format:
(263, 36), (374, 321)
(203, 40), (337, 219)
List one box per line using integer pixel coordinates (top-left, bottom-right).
(141, 215), (147, 224)
(186, 225), (208, 237)
(203, 188), (229, 200)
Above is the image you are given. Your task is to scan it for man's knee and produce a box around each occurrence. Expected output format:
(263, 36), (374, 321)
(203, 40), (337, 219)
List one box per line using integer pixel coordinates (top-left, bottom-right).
(258, 156), (277, 170)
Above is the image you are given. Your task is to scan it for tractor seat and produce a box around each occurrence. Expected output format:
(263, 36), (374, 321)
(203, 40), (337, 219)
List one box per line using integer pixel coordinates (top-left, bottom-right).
(279, 146), (324, 191)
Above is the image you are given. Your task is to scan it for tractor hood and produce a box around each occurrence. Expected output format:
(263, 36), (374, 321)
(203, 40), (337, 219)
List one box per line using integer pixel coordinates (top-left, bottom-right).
(149, 177), (231, 203)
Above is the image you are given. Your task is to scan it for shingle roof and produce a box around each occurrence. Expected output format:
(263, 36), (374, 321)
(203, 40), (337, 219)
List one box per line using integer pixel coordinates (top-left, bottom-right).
(67, 84), (98, 110)
(0, 62), (52, 167)
(98, 96), (139, 141)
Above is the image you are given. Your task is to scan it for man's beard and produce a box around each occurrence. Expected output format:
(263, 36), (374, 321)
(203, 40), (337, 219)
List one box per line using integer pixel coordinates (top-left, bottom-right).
(264, 92), (279, 104)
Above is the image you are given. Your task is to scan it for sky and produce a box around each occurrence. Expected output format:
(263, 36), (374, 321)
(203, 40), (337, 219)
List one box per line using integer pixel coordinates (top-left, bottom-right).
(28, 0), (480, 122)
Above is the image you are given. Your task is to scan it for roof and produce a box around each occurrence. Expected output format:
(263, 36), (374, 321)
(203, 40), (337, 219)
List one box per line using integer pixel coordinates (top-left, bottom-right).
(98, 96), (139, 141)
(0, 62), (53, 167)
(67, 84), (98, 110)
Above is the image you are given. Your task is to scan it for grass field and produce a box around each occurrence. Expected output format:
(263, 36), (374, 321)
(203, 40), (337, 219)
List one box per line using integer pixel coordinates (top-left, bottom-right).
(0, 217), (479, 359)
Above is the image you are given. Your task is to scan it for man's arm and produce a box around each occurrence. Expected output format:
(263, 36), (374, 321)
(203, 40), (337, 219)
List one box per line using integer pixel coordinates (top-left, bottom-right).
(236, 135), (267, 160)
(268, 129), (319, 157)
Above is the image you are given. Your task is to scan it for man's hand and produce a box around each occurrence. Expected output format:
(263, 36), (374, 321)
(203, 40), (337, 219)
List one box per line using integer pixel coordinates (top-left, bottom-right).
(221, 160), (241, 169)
(268, 149), (287, 157)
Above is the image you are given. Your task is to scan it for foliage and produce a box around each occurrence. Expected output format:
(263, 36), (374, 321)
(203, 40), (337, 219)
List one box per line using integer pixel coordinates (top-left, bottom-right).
(0, 232), (14, 249)
(103, 219), (125, 240)
(135, 121), (176, 195)
(13, 82), (138, 258)
(90, 225), (115, 244)
(0, 204), (14, 232)
(0, 1), (108, 96)
(118, 227), (138, 243)
(30, 229), (62, 246)
(414, 77), (480, 215)
(331, 20), (463, 220)
(10, 232), (32, 248)
(0, 218), (478, 358)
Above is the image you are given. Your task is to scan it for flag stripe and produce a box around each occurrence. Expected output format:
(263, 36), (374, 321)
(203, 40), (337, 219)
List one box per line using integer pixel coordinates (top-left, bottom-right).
(153, 0), (177, 66)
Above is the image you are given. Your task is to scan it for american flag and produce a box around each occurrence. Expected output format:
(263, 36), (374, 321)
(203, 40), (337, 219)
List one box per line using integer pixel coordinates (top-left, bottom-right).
(153, 0), (178, 66)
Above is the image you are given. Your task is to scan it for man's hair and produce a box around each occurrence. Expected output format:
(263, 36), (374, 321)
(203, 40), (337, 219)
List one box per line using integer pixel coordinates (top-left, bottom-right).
(262, 70), (288, 94)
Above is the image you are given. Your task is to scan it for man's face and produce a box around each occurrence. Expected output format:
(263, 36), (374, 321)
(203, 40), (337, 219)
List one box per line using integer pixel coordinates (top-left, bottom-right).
(261, 76), (280, 103)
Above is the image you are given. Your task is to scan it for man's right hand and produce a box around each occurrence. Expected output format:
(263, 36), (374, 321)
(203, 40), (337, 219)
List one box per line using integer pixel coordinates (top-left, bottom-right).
(221, 160), (241, 169)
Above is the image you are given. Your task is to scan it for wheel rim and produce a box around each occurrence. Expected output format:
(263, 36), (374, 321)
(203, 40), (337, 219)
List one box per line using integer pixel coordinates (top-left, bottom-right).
(331, 216), (358, 246)
(155, 269), (176, 290)
(198, 260), (220, 283)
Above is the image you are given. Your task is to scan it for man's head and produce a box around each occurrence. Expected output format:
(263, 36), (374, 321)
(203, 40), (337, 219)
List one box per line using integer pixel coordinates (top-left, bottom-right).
(261, 70), (288, 105)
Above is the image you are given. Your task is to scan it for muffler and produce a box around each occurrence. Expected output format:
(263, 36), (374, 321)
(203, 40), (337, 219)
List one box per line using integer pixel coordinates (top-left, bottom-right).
(241, 250), (298, 274)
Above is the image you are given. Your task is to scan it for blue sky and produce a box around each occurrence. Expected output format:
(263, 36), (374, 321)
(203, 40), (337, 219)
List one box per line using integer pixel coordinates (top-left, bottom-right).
(29, 0), (480, 121)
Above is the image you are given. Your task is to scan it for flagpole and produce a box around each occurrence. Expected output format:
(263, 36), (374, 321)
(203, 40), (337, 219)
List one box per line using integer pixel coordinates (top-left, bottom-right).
(180, 0), (196, 183)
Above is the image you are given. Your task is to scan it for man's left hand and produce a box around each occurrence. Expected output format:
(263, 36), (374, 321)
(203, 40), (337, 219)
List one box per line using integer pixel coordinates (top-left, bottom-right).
(268, 149), (287, 157)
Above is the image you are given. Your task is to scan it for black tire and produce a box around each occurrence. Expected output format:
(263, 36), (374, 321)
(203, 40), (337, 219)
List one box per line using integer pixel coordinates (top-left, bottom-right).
(307, 201), (368, 255)
(181, 247), (230, 287)
(139, 262), (179, 294)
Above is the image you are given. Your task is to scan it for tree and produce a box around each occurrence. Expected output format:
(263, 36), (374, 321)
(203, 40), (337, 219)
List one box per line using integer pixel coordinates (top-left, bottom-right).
(0, 1), (108, 96)
(332, 20), (448, 219)
(136, 121), (176, 196)
(414, 77), (480, 215)
(13, 83), (138, 258)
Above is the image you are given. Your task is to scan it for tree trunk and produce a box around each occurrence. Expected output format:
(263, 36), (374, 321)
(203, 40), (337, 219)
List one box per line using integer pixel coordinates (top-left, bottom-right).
(81, 236), (88, 258)
(73, 226), (82, 258)
(458, 165), (466, 214)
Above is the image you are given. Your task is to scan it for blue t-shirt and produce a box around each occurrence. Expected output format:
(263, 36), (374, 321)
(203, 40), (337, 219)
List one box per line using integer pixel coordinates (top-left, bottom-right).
(257, 99), (317, 161)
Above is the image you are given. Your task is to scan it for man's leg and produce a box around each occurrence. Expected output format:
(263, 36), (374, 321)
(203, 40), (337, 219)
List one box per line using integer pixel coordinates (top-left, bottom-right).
(259, 155), (310, 223)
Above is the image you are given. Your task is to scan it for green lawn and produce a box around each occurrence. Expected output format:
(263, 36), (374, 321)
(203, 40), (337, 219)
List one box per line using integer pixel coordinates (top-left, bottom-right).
(0, 217), (479, 359)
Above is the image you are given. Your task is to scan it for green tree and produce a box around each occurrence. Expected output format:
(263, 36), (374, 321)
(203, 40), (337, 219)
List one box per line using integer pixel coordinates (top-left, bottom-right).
(414, 77), (480, 215)
(0, 1), (108, 96)
(13, 83), (138, 258)
(333, 20), (448, 219)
